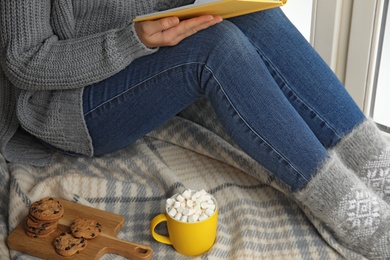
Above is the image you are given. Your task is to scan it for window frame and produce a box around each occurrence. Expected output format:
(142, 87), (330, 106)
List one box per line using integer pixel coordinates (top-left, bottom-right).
(311, 0), (390, 138)
(344, 0), (387, 114)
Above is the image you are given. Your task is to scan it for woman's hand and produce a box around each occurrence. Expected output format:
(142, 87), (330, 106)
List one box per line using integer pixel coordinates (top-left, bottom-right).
(134, 15), (222, 48)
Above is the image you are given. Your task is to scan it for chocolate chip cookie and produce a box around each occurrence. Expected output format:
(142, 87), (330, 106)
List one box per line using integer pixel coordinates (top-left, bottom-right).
(53, 231), (87, 256)
(29, 197), (64, 221)
(70, 218), (102, 239)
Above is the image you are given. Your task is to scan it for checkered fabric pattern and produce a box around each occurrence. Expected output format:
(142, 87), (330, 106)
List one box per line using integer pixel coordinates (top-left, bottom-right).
(0, 99), (365, 259)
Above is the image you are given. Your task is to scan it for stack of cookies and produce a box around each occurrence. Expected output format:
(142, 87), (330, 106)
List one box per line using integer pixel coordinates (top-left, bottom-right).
(25, 197), (64, 238)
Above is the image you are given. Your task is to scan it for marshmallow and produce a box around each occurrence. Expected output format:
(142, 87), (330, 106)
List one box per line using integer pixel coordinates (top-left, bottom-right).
(166, 198), (175, 207)
(182, 208), (194, 216)
(191, 192), (200, 201)
(168, 208), (177, 217)
(166, 189), (216, 223)
(198, 213), (208, 222)
(176, 195), (184, 202)
(186, 200), (194, 208)
(208, 204), (216, 211)
(173, 201), (181, 208)
(193, 203), (201, 212)
(200, 202), (209, 209)
(182, 190), (192, 198)
(188, 214), (200, 223)
(205, 208), (214, 217)
(174, 212), (182, 220)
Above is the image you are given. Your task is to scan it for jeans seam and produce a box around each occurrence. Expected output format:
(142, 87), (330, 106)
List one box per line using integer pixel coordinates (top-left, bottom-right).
(83, 62), (204, 116)
(204, 64), (309, 183)
(252, 42), (343, 142)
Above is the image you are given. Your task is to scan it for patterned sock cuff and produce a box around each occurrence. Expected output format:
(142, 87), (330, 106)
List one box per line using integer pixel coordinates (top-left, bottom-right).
(334, 119), (388, 171)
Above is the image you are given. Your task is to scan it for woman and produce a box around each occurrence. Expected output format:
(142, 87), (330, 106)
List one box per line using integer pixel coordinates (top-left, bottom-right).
(1, 1), (389, 258)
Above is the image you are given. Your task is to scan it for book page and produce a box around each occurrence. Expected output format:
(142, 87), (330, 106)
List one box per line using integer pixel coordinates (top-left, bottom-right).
(194, 0), (279, 4)
(134, 0), (287, 22)
(194, 0), (221, 5)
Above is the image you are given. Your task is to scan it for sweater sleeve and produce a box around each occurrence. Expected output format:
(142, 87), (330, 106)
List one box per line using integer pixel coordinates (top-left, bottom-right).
(0, 0), (157, 91)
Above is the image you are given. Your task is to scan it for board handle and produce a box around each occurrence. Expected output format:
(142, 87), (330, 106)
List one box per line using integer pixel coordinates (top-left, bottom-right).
(95, 236), (153, 260)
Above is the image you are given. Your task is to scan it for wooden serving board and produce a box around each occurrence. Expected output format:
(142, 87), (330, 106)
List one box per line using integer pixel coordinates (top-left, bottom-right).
(7, 198), (153, 259)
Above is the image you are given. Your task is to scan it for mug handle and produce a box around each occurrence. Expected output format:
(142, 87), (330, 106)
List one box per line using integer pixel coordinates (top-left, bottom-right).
(150, 214), (172, 245)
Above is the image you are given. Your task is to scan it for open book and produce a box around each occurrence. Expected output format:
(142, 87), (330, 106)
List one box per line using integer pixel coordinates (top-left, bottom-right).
(133, 0), (287, 22)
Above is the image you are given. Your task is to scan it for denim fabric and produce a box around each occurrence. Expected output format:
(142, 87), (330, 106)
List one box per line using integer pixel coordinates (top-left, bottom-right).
(83, 8), (365, 191)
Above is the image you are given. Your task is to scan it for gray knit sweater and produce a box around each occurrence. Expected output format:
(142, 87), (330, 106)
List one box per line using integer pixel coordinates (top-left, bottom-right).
(0, 0), (194, 166)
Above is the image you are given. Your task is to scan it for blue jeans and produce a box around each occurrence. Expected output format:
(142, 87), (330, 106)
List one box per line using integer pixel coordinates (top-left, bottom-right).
(83, 8), (365, 191)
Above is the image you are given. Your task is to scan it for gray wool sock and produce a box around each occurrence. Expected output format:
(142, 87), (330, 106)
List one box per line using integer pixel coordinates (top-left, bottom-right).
(334, 119), (390, 201)
(294, 152), (390, 259)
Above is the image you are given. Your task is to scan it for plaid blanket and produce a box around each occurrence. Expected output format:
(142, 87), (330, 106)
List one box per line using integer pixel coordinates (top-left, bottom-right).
(0, 99), (366, 259)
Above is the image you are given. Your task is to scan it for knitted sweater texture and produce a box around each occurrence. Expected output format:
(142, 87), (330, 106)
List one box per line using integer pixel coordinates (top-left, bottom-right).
(0, 0), (193, 165)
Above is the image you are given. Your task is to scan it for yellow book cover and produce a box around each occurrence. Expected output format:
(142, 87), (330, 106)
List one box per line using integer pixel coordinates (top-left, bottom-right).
(133, 0), (287, 22)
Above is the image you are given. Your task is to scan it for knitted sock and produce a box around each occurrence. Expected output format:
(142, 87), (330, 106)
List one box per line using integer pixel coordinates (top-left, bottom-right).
(294, 153), (390, 259)
(334, 119), (390, 201)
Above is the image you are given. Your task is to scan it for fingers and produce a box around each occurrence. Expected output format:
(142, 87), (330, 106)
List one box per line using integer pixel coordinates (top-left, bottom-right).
(161, 15), (223, 46)
(158, 17), (180, 31)
(134, 15), (223, 48)
(135, 17), (180, 40)
(177, 15), (220, 37)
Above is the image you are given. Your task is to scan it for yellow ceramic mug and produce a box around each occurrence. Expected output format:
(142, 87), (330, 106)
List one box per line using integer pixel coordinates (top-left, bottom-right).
(150, 191), (218, 256)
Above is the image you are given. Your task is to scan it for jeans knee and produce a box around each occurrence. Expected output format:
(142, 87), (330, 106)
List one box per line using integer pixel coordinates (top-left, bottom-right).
(191, 21), (257, 68)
